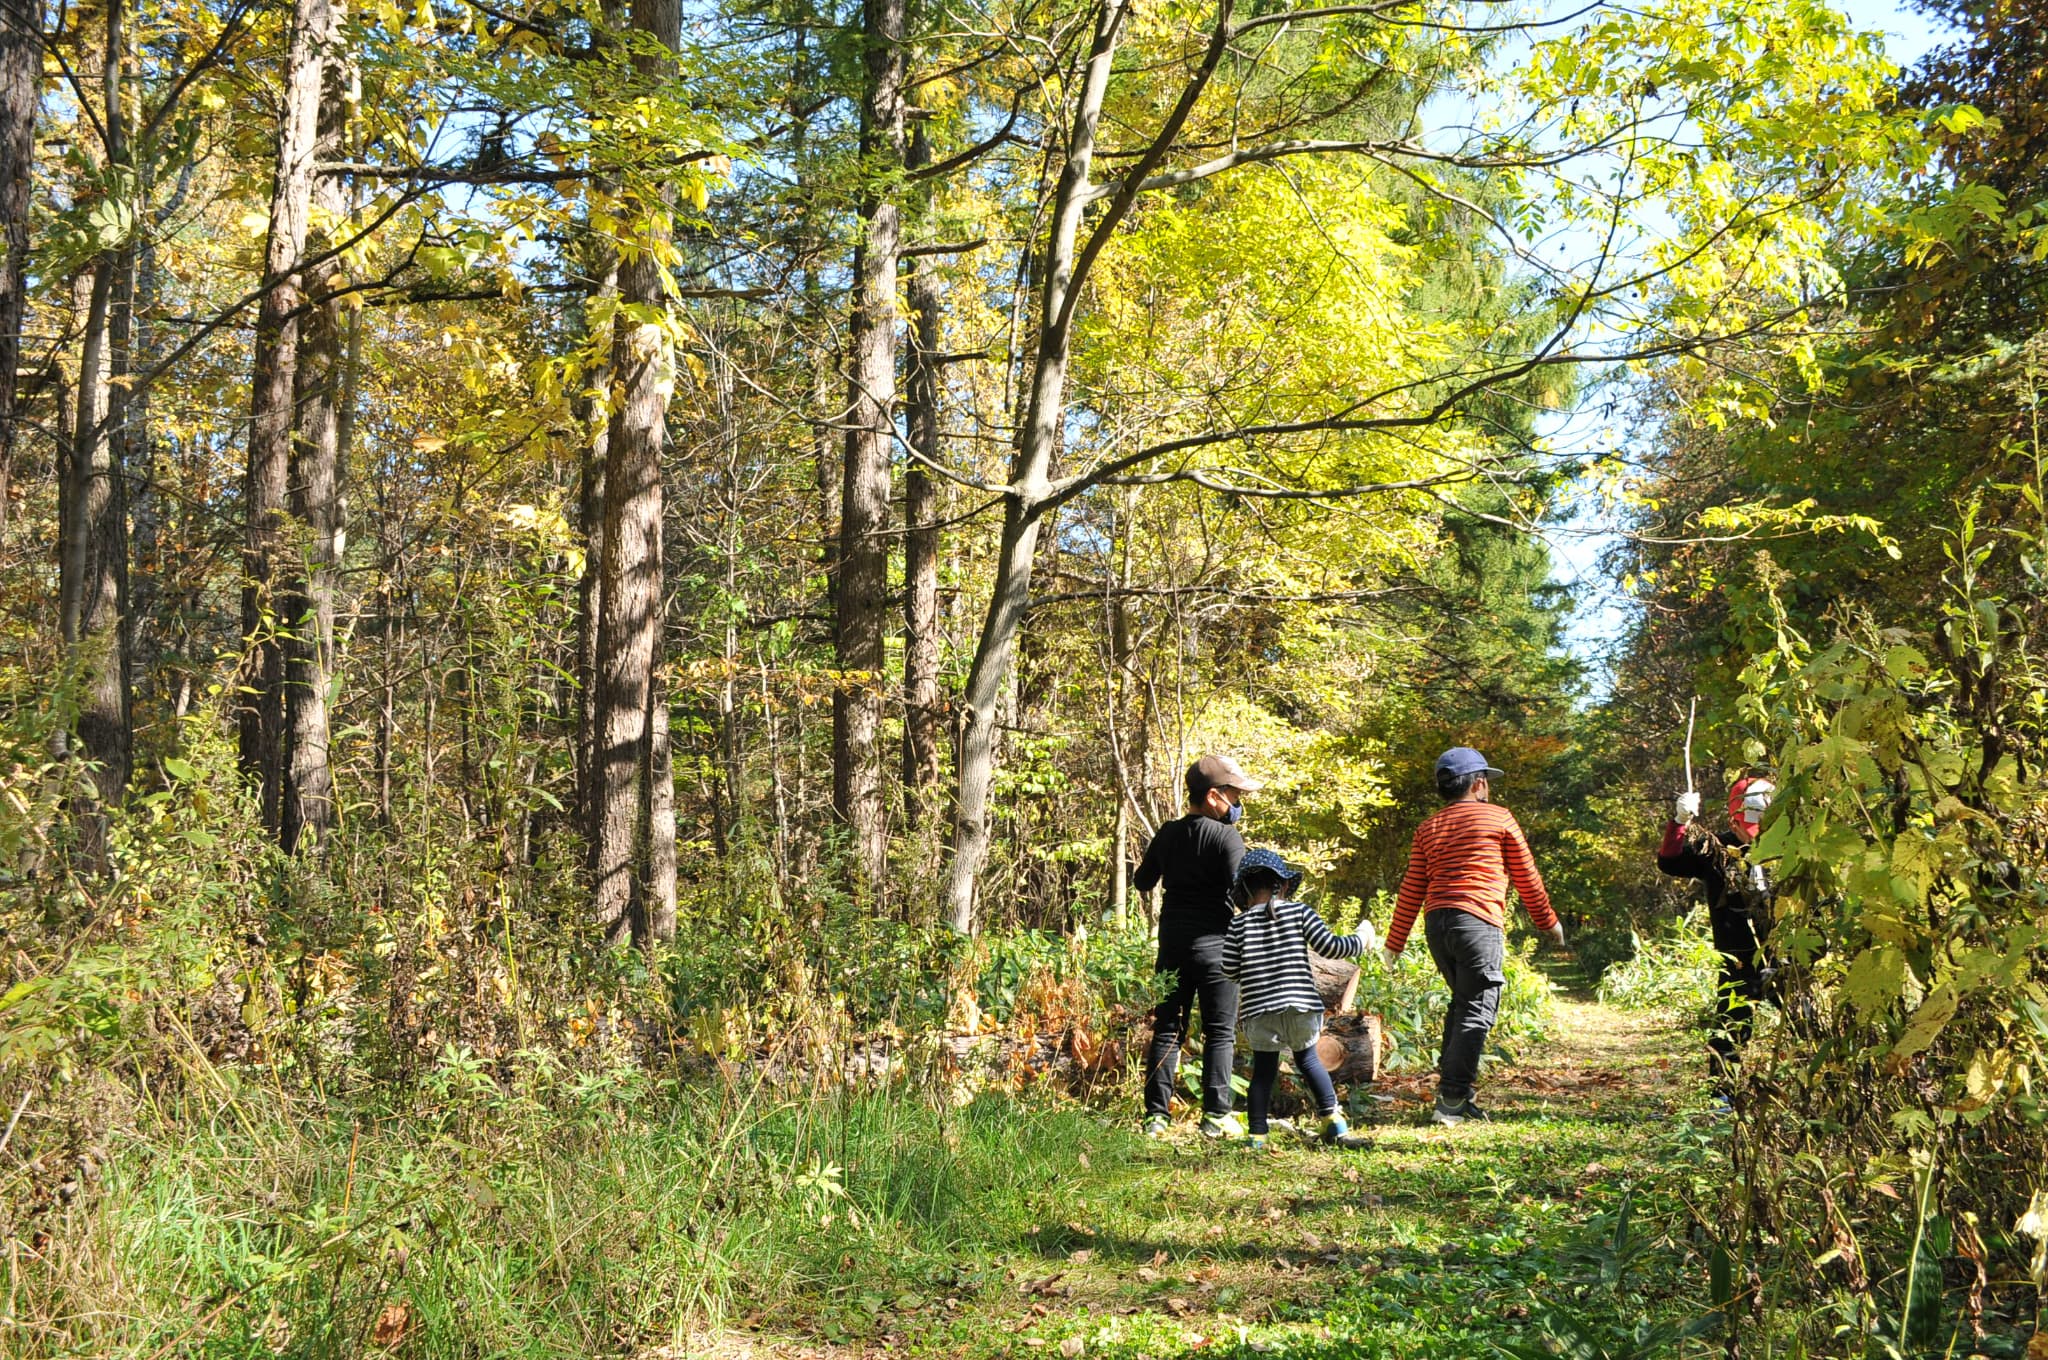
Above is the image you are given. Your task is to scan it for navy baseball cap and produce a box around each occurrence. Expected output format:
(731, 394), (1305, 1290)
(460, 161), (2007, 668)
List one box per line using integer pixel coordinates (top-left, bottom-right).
(1435, 747), (1503, 779)
(1235, 847), (1303, 890)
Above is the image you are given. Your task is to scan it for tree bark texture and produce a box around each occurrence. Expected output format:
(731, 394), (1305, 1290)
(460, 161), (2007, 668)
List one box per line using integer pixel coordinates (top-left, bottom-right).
(60, 2), (133, 858)
(574, 241), (617, 857)
(944, 0), (1127, 932)
(901, 126), (944, 832)
(241, 0), (332, 835)
(832, 0), (906, 899)
(281, 6), (350, 854)
(591, 0), (680, 947)
(645, 670), (677, 942)
(0, 0), (38, 531)
(573, 0), (623, 853)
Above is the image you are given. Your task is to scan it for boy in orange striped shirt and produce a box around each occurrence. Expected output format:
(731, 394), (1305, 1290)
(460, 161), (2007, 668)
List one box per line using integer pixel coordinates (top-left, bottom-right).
(1382, 747), (1566, 1125)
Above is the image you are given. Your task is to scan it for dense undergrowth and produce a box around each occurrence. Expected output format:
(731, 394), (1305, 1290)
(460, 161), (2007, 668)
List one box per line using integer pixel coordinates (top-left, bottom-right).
(0, 691), (1565, 1356)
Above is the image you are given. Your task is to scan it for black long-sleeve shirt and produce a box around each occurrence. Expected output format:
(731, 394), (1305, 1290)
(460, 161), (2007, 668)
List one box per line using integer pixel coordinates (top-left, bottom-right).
(1656, 820), (1771, 960)
(1133, 813), (1244, 958)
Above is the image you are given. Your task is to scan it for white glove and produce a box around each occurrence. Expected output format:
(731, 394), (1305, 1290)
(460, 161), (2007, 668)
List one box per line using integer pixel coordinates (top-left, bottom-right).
(1674, 791), (1701, 824)
(1380, 947), (1402, 970)
(1545, 921), (1567, 949)
(1352, 919), (1380, 953)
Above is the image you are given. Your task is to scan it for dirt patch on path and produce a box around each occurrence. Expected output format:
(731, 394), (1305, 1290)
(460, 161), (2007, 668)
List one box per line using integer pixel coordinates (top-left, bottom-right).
(1367, 995), (1695, 1121)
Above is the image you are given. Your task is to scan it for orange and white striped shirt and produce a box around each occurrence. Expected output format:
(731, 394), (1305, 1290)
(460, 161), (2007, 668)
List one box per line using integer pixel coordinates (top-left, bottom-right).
(1385, 800), (1555, 953)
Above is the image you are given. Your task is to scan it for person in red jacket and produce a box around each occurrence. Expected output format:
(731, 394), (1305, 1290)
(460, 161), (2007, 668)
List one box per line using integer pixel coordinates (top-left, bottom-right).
(1383, 747), (1566, 1125)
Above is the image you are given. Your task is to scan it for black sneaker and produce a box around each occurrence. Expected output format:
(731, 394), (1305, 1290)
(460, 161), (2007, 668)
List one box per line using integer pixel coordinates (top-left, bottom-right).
(1431, 1096), (1490, 1125)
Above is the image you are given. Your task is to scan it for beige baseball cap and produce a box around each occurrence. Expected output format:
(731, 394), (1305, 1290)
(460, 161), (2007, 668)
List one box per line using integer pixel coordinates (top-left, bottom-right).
(1185, 753), (1263, 797)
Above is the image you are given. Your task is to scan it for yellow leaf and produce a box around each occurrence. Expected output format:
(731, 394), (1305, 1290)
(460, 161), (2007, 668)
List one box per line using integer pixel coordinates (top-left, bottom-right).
(411, 435), (448, 453)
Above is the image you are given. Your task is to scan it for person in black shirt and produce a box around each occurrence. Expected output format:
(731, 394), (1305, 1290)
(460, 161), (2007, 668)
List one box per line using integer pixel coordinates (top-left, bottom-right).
(1134, 754), (1258, 1137)
(1656, 777), (1776, 1101)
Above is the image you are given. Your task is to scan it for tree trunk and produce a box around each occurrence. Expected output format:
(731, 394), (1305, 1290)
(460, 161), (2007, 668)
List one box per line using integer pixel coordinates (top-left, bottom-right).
(0, 0), (38, 532)
(591, 0), (680, 947)
(573, 245), (616, 855)
(833, 0), (906, 900)
(281, 9), (350, 855)
(943, 0), (1128, 932)
(901, 126), (944, 833)
(60, 2), (133, 864)
(645, 670), (677, 942)
(573, 0), (623, 852)
(241, 0), (332, 835)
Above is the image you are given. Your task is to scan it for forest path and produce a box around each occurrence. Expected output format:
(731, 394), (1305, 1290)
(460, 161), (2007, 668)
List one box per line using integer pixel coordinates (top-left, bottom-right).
(720, 993), (1709, 1360)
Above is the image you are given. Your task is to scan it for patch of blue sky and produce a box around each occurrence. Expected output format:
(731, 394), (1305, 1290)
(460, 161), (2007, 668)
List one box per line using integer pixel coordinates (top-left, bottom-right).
(1408, 0), (1959, 699)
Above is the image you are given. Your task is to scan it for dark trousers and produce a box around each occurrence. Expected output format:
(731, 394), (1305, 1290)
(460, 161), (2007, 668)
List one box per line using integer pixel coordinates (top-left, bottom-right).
(1144, 936), (1238, 1118)
(1424, 908), (1505, 1105)
(1709, 955), (1766, 1094)
(1246, 1045), (1338, 1134)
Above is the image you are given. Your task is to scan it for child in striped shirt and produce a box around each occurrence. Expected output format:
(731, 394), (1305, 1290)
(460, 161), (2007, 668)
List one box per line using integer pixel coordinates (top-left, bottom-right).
(1223, 849), (1375, 1149)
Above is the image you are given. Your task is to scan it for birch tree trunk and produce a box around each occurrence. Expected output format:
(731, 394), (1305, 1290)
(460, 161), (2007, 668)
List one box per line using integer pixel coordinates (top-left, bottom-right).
(901, 126), (944, 833)
(833, 0), (906, 899)
(0, 0), (37, 532)
(282, 7), (350, 854)
(241, 0), (332, 835)
(591, 0), (681, 947)
(943, 0), (1128, 932)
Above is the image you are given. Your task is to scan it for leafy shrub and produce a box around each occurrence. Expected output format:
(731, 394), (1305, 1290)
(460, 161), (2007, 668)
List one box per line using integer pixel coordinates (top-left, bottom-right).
(1596, 909), (1720, 1014)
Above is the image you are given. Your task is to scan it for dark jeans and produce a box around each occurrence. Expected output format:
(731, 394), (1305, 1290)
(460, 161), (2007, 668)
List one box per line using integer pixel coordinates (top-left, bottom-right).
(1246, 1045), (1338, 1134)
(1709, 955), (1766, 1094)
(1144, 935), (1239, 1118)
(1424, 909), (1505, 1105)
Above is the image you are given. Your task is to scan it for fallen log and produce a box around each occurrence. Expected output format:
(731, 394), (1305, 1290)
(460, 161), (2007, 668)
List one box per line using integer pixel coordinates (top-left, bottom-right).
(1309, 953), (1360, 1014)
(1316, 1012), (1382, 1085)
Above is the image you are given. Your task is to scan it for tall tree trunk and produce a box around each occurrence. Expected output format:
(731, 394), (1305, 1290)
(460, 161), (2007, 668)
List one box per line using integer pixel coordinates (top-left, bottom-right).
(901, 127), (944, 833)
(591, 0), (681, 947)
(281, 9), (350, 854)
(573, 248), (616, 854)
(60, 0), (133, 864)
(832, 0), (906, 900)
(0, 0), (38, 533)
(241, 0), (331, 834)
(943, 0), (1127, 932)
(573, 0), (623, 853)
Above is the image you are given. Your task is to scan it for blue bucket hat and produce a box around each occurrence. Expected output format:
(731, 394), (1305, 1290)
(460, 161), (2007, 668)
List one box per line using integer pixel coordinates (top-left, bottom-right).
(1235, 847), (1304, 893)
(1435, 746), (1503, 780)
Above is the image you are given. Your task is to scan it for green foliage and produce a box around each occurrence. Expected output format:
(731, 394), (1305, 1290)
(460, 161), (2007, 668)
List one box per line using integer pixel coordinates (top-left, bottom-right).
(1596, 911), (1720, 1016)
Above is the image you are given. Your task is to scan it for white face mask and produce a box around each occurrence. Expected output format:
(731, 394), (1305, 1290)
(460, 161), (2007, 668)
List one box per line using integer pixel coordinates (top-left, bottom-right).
(1741, 782), (1775, 818)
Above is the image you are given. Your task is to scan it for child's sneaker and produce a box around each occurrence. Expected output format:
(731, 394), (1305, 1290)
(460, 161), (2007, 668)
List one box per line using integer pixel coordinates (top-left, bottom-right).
(1199, 1112), (1245, 1139)
(1144, 1114), (1172, 1138)
(1319, 1114), (1370, 1149)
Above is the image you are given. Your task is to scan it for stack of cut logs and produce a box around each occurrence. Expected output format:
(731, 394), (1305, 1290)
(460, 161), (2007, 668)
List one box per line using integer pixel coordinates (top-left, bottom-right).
(1309, 954), (1384, 1084)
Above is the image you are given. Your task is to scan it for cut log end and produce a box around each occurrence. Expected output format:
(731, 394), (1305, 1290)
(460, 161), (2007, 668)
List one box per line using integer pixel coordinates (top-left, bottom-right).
(1317, 1012), (1381, 1085)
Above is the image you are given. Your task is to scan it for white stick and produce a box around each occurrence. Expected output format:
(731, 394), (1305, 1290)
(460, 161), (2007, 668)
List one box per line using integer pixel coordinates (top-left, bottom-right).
(1683, 696), (1698, 795)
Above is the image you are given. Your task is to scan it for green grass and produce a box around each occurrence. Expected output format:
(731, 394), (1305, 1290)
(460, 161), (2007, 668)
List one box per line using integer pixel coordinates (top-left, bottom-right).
(12, 1002), (1725, 1359)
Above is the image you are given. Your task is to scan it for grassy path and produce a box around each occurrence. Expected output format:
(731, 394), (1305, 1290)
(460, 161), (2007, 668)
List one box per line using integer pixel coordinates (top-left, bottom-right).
(731, 998), (1720, 1360)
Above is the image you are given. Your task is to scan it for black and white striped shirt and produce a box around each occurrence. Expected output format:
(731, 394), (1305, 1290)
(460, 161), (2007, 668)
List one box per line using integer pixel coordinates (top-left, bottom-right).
(1222, 898), (1362, 1020)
